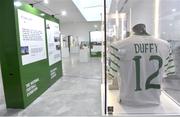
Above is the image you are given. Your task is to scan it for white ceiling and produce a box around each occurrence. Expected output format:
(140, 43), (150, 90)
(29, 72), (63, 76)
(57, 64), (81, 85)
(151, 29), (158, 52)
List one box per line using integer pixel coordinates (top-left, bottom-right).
(72, 0), (104, 21)
(21, 0), (180, 23)
(22, 0), (87, 23)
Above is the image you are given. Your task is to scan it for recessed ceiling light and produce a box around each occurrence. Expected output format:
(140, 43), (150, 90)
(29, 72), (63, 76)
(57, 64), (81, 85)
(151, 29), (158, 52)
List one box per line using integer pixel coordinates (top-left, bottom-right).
(40, 13), (45, 16)
(14, 1), (22, 7)
(172, 8), (176, 12)
(61, 10), (67, 16)
(169, 23), (173, 26)
(44, 0), (48, 4)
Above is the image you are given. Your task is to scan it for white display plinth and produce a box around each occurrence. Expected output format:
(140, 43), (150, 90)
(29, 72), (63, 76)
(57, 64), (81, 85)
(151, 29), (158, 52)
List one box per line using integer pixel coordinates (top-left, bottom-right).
(70, 47), (79, 54)
(62, 48), (69, 58)
(107, 90), (180, 115)
(79, 48), (89, 62)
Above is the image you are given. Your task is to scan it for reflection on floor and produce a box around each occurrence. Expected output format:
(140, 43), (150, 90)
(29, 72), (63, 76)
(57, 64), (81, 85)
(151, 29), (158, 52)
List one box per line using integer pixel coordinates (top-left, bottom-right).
(108, 90), (180, 116)
(0, 54), (102, 116)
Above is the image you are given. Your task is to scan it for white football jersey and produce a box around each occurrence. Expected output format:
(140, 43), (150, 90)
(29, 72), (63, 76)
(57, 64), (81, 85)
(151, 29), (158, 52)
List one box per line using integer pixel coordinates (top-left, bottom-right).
(109, 35), (175, 106)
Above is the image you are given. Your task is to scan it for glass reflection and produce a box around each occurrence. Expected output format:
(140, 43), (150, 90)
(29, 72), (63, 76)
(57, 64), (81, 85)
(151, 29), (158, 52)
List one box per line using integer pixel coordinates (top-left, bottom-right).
(106, 0), (180, 115)
(159, 0), (180, 104)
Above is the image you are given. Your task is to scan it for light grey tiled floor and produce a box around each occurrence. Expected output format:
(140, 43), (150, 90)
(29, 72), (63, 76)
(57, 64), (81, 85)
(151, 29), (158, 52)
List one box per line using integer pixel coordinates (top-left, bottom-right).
(0, 54), (102, 116)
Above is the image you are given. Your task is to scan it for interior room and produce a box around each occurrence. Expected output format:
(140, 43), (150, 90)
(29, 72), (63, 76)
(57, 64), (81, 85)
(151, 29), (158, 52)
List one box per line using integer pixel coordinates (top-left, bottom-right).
(1, 0), (180, 116)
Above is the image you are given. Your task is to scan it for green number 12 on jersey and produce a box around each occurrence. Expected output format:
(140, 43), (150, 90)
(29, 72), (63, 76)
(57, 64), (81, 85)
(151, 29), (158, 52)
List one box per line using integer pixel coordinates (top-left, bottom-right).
(133, 55), (163, 91)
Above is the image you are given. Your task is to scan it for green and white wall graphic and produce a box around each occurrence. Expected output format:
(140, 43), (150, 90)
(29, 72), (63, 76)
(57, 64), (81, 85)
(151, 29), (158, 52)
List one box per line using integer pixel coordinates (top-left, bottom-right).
(0, 0), (62, 108)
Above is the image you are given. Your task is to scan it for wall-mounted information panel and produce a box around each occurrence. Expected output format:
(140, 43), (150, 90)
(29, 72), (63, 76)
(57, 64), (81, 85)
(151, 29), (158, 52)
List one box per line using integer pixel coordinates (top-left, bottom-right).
(0, 1), (62, 109)
(46, 19), (62, 85)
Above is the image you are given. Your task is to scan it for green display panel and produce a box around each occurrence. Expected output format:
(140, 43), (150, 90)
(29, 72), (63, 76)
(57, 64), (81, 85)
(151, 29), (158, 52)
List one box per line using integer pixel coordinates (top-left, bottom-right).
(89, 31), (102, 57)
(45, 19), (63, 86)
(0, 1), (62, 108)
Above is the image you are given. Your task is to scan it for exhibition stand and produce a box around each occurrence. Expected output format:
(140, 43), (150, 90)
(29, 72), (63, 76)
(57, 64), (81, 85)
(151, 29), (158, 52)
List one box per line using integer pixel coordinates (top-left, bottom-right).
(61, 35), (70, 58)
(71, 47), (80, 54)
(68, 35), (79, 54)
(89, 31), (103, 57)
(62, 48), (70, 58)
(0, 1), (62, 108)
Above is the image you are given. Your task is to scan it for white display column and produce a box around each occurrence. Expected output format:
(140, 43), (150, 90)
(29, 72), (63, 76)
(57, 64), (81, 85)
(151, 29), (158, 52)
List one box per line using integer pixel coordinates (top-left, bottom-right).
(62, 48), (70, 58)
(70, 46), (80, 54)
(79, 47), (89, 62)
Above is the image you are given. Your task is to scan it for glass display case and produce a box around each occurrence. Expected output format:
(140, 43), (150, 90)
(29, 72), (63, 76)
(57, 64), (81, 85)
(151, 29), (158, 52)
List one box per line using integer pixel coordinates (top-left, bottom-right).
(159, 0), (180, 105)
(80, 41), (89, 49)
(104, 0), (180, 116)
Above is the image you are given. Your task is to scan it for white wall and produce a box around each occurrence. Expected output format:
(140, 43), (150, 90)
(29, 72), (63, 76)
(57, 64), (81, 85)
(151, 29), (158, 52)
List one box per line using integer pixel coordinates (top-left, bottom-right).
(131, 0), (155, 35)
(125, 0), (155, 35)
(60, 22), (102, 42)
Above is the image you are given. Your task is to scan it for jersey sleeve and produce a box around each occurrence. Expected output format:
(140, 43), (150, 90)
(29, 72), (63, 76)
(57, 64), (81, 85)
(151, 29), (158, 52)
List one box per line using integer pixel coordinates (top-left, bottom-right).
(108, 44), (121, 78)
(164, 46), (176, 77)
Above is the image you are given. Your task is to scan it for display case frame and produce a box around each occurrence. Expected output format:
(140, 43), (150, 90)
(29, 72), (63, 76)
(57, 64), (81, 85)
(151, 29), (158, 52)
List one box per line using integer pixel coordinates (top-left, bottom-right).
(103, 0), (180, 116)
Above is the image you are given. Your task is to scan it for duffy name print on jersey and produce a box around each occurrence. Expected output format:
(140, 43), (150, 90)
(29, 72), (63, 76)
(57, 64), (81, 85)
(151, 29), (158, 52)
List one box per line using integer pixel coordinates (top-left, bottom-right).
(134, 43), (158, 54)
